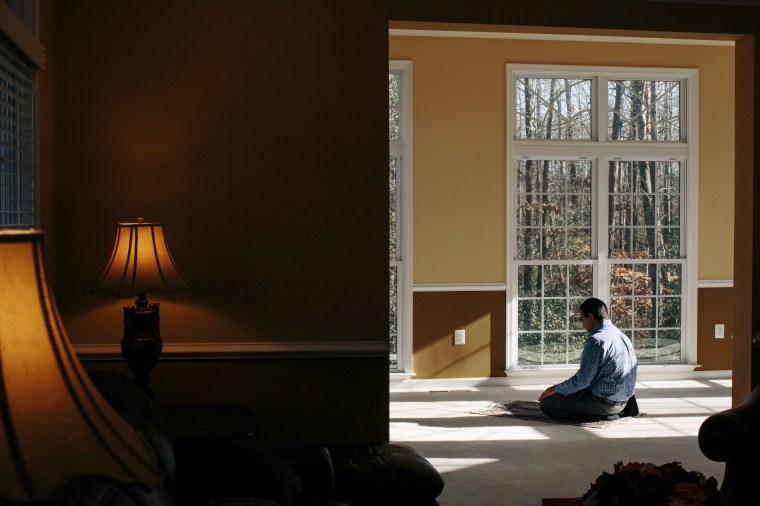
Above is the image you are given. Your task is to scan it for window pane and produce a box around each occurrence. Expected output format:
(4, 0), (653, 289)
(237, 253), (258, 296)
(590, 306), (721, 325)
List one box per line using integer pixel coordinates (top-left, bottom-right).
(516, 228), (541, 260)
(389, 157), (398, 260)
(568, 161), (592, 192)
(517, 333), (542, 365)
(568, 332), (586, 364)
(543, 194), (565, 226)
(569, 266), (593, 297)
(518, 265), (541, 297)
(611, 296), (633, 329)
(659, 263), (682, 295)
(567, 194), (591, 226)
(658, 161), (680, 193)
(544, 333), (566, 363)
(658, 194), (680, 225)
(634, 297), (656, 328)
(659, 228), (681, 258)
(658, 330), (681, 361)
(389, 72), (400, 140)
(569, 299), (586, 329)
(611, 264), (634, 296)
(633, 329), (656, 361)
(543, 228), (566, 259)
(659, 297), (681, 328)
(567, 228), (591, 259)
(516, 193), (541, 227)
(632, 226), (655, 258)
(389, 265), (398, 369)
(518, 299), (541, 331)
(515, 77), (592, 139)
(634, 264), (654, 295)
(544, 299), (567, 330)
(608, 80), (681, 141)
(543, 265), (566, 297)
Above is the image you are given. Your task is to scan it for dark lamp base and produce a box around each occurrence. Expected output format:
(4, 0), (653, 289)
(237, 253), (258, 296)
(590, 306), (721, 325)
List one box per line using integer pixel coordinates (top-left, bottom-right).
(122, 294), (162, 398)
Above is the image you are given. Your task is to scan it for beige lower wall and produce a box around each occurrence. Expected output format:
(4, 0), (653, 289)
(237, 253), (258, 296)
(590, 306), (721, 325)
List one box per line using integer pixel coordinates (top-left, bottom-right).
(412, 287), (732, 379)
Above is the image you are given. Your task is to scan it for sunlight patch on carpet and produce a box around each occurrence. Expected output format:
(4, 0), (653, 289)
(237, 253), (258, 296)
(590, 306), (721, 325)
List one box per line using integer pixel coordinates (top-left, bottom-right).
(426, 457), (500, 474)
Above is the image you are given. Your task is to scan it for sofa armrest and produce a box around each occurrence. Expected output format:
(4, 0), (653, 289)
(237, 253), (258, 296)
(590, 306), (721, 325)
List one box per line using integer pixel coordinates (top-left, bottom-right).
(329, 443), (444, 506)
(698, 383), (760, 463)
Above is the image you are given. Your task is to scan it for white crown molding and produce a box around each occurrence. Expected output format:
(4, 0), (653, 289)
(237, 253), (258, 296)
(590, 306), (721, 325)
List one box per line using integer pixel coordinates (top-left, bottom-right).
(389, 28), (735, 47)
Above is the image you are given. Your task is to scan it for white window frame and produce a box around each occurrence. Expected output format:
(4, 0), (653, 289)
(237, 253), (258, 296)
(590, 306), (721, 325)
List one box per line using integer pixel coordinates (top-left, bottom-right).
(506, 64), (699, 371)
(389, 60), (413, 373)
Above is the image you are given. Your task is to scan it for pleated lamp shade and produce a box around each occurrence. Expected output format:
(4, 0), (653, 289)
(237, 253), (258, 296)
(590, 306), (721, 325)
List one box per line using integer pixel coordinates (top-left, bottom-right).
(87, 220), (197, 298)
(0, 230), (165, 503)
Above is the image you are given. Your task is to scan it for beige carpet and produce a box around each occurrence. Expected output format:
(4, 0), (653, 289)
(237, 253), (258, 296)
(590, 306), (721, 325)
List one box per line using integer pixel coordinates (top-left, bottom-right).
(390, 378), (731, 506)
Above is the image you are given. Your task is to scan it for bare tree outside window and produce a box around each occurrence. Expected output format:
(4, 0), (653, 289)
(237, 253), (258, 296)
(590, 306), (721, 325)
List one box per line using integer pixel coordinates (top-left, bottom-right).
(608, 80), (680, 142)
(515, 78), (592, 140)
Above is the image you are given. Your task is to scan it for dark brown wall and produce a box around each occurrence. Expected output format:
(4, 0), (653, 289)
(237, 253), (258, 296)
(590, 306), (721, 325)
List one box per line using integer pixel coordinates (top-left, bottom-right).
(48, 0), (389, 444)
(413, 291), (506, 378)
(733, 35), (756, 404)
(696, 288), (734, 371)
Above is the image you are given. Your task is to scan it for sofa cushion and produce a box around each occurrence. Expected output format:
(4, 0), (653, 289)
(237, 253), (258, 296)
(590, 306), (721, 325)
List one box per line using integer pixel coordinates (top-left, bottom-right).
(329, 443), (444, 505)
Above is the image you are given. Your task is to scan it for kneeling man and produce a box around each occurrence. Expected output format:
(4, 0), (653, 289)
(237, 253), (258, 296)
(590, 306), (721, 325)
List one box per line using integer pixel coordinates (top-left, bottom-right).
(539, 297), (638, 420)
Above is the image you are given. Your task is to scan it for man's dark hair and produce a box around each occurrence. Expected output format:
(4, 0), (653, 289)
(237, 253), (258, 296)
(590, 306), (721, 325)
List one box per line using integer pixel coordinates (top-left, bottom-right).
(579, 297), (609, 321)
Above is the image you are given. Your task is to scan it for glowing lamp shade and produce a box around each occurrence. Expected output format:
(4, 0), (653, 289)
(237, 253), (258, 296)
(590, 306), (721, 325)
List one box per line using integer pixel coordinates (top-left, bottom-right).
(88, 220), (196, 298)
(0, 230), (164, 503)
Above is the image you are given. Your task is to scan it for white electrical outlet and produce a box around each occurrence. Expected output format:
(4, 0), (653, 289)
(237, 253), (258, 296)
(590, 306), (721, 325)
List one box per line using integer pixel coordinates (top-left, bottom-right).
(454, 329), (466, 345)
(715, 323), (725, 339)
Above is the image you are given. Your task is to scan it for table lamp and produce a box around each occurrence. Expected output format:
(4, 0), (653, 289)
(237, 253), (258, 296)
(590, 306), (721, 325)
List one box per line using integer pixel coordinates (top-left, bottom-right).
(0, 229), (164, 503)
(87, 218), (197, 397)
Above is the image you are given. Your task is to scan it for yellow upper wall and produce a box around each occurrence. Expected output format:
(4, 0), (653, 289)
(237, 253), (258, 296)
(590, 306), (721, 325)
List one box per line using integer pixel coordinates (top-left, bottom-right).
(390, 35), (735, 284)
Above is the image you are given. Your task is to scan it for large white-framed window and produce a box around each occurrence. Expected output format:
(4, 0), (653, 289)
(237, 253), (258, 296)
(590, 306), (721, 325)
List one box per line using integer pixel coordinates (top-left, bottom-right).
(389, 60), (413, 373)
(506, 64), (698, 371)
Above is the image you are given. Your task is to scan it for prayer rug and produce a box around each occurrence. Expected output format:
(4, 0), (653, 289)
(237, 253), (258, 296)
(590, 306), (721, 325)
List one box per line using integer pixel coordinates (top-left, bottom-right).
(471, 400), (638, 429)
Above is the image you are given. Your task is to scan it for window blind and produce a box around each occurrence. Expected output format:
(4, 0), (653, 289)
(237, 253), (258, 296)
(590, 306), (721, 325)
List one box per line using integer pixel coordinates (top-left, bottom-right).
(0, 35), (35, 228)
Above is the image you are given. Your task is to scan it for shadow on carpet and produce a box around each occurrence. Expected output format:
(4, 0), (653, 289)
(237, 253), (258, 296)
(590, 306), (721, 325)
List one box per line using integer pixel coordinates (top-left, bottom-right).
(471, 400), (639, 429)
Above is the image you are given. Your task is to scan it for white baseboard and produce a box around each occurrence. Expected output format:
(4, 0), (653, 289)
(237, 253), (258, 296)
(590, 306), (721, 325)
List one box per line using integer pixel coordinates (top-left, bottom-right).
(390, 367), (732, 391)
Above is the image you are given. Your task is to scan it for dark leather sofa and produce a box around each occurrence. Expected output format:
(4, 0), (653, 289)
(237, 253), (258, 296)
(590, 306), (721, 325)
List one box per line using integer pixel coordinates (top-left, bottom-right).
(698, 382), (760, 505)
(54, 370), (444, 506)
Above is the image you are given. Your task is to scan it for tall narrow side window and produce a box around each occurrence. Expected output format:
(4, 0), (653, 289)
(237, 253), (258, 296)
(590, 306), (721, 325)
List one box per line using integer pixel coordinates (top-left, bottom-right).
(389, 61), (412, 372)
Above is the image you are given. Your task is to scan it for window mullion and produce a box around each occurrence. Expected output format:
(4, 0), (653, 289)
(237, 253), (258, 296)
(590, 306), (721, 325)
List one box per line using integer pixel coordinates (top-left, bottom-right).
(597, 157), (609, 301)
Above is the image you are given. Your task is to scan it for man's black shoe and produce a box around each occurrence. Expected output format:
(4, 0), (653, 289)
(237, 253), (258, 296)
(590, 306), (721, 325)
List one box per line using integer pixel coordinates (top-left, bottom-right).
(620, 395), (640, 417)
